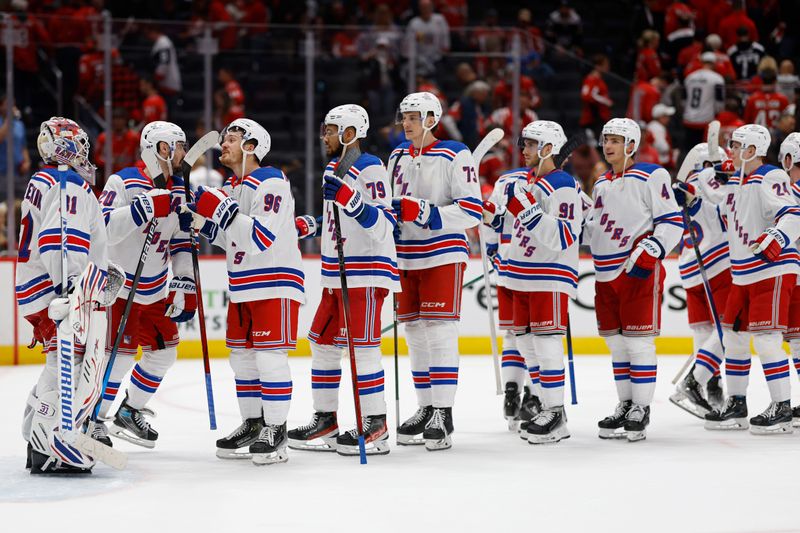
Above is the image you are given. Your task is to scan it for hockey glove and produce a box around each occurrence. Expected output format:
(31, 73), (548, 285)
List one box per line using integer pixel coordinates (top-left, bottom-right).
(186, 186), (239, 231)
(323, 175), (364, 217)
(165, 276), (197, 322)
(178, 209), (195, 233)
(48, 297), (71, 322)
(624, 236), (666, 279)
(392, 197), (440, 228)
(130, 189), (173, 226)
(672, 182), (697, 207)
(713, 160), (736, 184)
(482, 200), (505, 229)
(505, 182), (542, 229)
(295, 215), (322, 239)
(750, 227), (789, 262)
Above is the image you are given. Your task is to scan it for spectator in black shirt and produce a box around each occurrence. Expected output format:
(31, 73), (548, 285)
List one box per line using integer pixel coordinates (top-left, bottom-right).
(727, 26), (766, 80)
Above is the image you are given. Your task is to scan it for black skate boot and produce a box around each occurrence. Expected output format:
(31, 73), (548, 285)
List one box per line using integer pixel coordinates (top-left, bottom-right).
(526, 406), (570, 444)
(423, 407), (454, 451)
(706, 374), (724, 409)
(250, 423), (289, 465)
(793, 405), (800, 428)
(90, 421), (113, 448)
(503, 382), (522, 430)
(110, 396), (158, 449)
(749, 401), (793, 435)
(624, 404), (650, 442)
(517, 387), (543, 436)
(397, 405), (433, 446)
(336, 414), (390, 456)
(216, 417), (265, 459)
(287, 412), (338, 451)
(704, 395), (748, 430)
(25, 442), (32, 469)
(29, 449), (92, 475)
(670, 371), (713, 419)
(598, 400), (632, 439)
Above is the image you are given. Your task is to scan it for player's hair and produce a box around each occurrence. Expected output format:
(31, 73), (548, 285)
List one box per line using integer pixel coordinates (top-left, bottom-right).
(592, 54), (608, 68)
(760, 68), (777, 86)
(638, 30), (659, 48)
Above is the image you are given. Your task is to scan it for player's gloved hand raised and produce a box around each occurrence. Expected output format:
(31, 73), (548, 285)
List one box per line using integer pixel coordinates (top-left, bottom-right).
(482, 200), (505, 229)
(750, 227), (789, 262)
(624, 236), (665, 279)
(392, 196), (437, 227)
(165, 276), (197, 323)
(130, 189), (173, 226)
(505, 182), (542, 229)
(713, 160), (736, 184)
(322, 175), (364, 217)
(184, 186), (239, 231)
(295, 215), (321, 239)
(672, 182), (698, 207)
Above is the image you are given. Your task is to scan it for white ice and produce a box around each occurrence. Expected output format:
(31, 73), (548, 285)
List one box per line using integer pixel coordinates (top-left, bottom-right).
(1, 355), (798, 533)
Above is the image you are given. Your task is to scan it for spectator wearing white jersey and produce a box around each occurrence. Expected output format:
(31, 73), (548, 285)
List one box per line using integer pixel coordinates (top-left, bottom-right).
(682, 52), (724, 152)
(646, 103), (676, 169)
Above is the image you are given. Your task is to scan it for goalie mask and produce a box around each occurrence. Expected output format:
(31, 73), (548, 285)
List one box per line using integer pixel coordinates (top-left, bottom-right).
(37, 117), (97, 184)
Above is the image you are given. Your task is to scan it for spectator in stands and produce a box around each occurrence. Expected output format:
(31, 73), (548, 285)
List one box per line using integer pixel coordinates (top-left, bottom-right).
(5, 0), (51, 114)
(718, 0), (758, 49)
(357, 4), (402, 60)
(78, 37), (104, 107)
(0, 95), (30, 201)
(568, 142), (603, 195)
(493, 63), (541, 110)
(140, 76), (168, 126)
(728, 26), (766, 80)
(703, 33), (736, 81)
(635, 30), (661, 82)
(676, 32), (703, 74)
(630, 0), (664, 44)
(207, 0), (238, 50)
(743, 68), (789, 129)
(145, 24), (182, 108)
(579, 54), (613, 139)
(95, 108), (140, 172)
(219, 67), (245, 121)
(516, 8), (544, 57)
(682, 52), (724, 151)
(646, 103), (676, 169)
(361, 36), (400, 124)
(404, 0), (450, 78)
(716, 95), (745, 148)
(454, 62), (477, 92)
(187, 154), (224, 189)
(628, 74), (666, 124)
(111, 52), (141, 123)
(450, 80), (491, 148)
(767, 103), (796, 163)
(777, 59), (798, 103)
(545, 1), (583, 54)
(663, 1), (695, 68)
(636, 129), (661, 165)
(472, 8), (506, 78)
(488, 91), (538, 146)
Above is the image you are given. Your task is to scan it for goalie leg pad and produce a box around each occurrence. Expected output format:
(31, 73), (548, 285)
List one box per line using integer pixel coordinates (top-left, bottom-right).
(29, 390), (95, 474)
(73, 307), (108, 427)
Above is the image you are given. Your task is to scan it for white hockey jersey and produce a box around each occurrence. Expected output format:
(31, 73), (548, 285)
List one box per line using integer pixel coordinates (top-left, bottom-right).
(483, 167), (529, 280)
(695, 164), (800, 285)
(320, 152), (401, 292)
(100, 165), (193, 305)
(587, 162), (684, 283)
(683, 68), (724, 127)
(390, 140), (482, 270)
(678, 171), (731, 289)
(500, 169), (583, 297)
(795, 182), (800, 288)
(207, 166), (305, 304)
(15, 167), (108, 316)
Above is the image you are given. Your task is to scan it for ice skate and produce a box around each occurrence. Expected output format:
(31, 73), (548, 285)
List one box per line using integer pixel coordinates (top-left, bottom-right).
(706, 374), (724, 409)
(25, 443), (32, 470)
(516, 388), (542, 437)
(216, 417), (265, 459)
(670, 372), (713, 419)
(397, 405), (433, 445)
(749, 401), (793, 435)
(89, 420), (113, 448)
(110, 396), (158, 449)
(336, 414), (390, 456)
(250, 423), (289, 465)
(793, 405), (800, 428)
(526, 406), (570, 444)
(423, 407), (453, 451)
(624, 404), (650, 442)
(704, 396), (748, 430)
(598, 400), (632, 439)
(287, 412), (338, 451)
(503, 382), (522, 430)
(29, 449), (92, 475)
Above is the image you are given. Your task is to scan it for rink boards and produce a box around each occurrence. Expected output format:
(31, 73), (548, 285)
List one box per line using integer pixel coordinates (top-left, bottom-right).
(0, 257), (697, 364)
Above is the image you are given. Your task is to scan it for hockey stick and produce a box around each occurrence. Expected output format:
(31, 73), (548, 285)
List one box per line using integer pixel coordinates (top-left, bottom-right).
(566, 317), (578, 405)
(57, 169), (76, 440)
(387, 149), (403, 440)
(180, 131), (220, 430)
(331, 144), (368, 464)
(473, 128), (505, 395)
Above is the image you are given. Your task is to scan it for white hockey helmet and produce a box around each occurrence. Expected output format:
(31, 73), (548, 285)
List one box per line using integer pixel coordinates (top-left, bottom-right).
(140, 121), (186, 162)
(37, 117), (96, 183)
(323, 104), (369, 145)
(518, 120), (567, 156)
(601, 118), (641, 155)
(220, 117), (271, 164)
(396, 91), (443, 129)
(693, 142), (727, 169)
(729, 124), (770, 158)
(779, 132), (800, 171)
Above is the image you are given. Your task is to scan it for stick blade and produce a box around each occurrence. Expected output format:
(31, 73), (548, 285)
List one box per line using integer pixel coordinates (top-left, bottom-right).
(472, 128), (505, 166)
(185, 130), (220, 167)
(553, 132), (588, 169)
(706, 120), (720, 154)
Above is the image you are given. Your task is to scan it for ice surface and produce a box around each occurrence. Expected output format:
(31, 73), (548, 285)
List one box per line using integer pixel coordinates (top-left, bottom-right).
(1, 355), (797, 532)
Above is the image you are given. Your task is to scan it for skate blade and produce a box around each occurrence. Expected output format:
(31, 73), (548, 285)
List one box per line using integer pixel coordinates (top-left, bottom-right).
(626, 430), (646, 442)
(397, 434), (425, 446)
(216, 448), (253, 460)
(287, 437), (337, 452)
(749, 422), (793, 435)
(109, 426), (156, 449)
(793, 418), (800, 428)
(528, 428), (571, 445)
(507, 418), (521, 432)
(252, 449), (289, 465)
(424, 436), (452, 451)
(337, 440), (390, 456)
(598, 428), (627, 440)
(704, 418), (749, 431)
(669, 393), (709, 419)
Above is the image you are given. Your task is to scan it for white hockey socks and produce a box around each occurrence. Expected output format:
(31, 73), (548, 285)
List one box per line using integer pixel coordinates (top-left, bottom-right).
(516, 333), (541, 397)
(753, 332), (791, 402)
(405, 321), (432, 406)
(691, 325), (723, 385)
(97, 353), (135, 418)
(627, 336), (657, 406)
(534, 335), (565, 409)
(501, 331), (526, 389)
(354, 346), (386, 417)
(425, 320), (459, 408)
(256, 349), (292, 426)
(790, 339), (800, 381)
(126, 347), (177, 410)
(310, 342), (343, 413)
(723, 329), (751, 397)
(605, 334), (631, 401)
(230, 348), (262, 420)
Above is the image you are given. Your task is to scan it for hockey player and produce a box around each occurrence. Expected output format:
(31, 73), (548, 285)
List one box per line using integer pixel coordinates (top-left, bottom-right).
(288, 104), (400, 455)
(692, 125), (800, 434)
(94, 121), (194, 449)
(481, 165), (541, 430)
(390, 91), (482, 451)
(669, 143), (731, 418)
(587, 118), (683, 442)
(187, 118), (305, 464)
(490, 121), (582, 444)
(17, 117), (111, 473)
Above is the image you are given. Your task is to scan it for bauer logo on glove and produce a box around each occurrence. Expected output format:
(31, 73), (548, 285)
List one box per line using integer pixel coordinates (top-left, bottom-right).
(186, 186), (240, 231)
